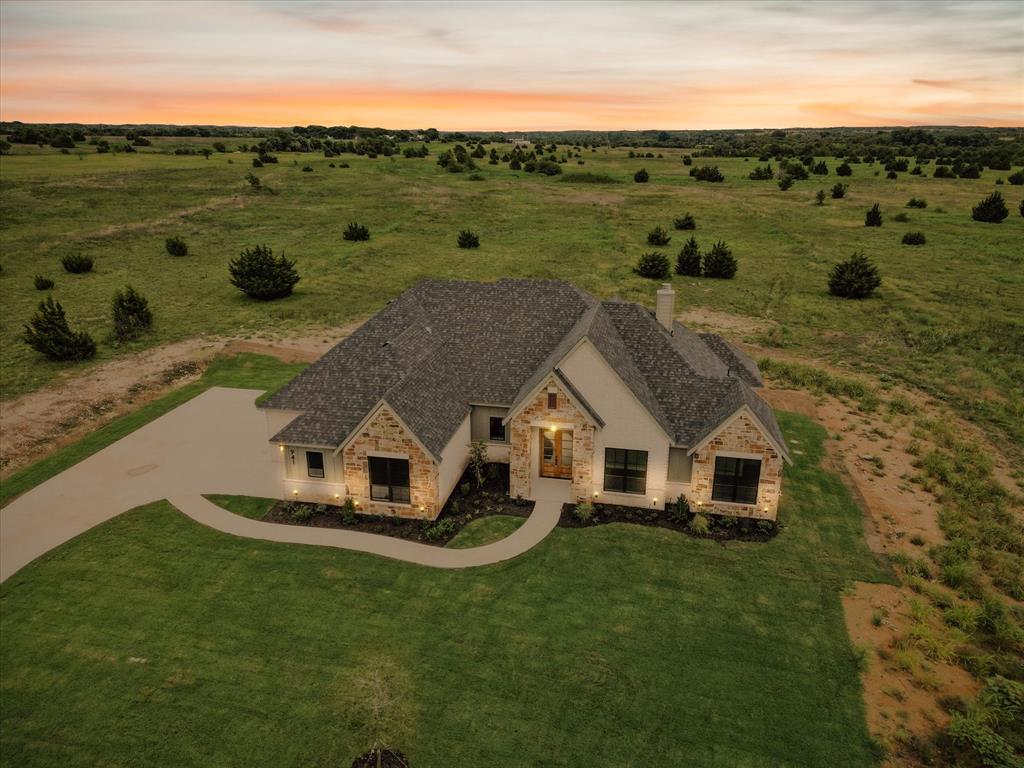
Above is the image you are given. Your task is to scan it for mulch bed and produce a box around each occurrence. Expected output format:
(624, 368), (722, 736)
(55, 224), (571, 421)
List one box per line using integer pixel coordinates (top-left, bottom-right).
(262, 463), (532, 547)
(351, 749), (409, 768)
(559, 501), (779, 542)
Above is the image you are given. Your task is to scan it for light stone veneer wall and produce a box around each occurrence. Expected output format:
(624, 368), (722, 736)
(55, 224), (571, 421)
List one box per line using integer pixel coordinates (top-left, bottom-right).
(689, 411), (783, 520)
(509, 377), (594, 501)
(341, 405), (439, 519)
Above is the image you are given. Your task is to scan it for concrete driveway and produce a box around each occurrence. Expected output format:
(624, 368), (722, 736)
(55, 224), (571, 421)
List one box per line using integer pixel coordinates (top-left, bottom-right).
(0, 387), (560, 582)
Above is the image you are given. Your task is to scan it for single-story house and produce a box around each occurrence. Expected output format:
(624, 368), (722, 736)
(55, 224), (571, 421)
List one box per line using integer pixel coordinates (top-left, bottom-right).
(260, 279), (790, 520)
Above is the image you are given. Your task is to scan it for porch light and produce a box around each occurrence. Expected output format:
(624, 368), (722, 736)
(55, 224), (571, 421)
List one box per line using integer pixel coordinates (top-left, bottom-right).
(278, 445), (284, 452)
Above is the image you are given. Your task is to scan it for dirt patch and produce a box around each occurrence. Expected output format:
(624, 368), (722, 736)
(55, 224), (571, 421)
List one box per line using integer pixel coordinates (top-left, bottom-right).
(0, 324), (358, 479)
(675, 306), (775, 339)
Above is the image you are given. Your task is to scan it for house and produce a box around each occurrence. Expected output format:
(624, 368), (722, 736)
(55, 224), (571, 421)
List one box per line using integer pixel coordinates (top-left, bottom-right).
(260, 279), (790, 520)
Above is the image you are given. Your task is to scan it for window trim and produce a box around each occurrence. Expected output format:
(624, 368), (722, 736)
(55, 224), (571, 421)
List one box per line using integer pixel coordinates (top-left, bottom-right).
(488, 416), (507, 443)
(602, 447), (648, 495)
(711, 455), (762, 505)
(305, 450), (325, 479)
(368, 455), (411, 505)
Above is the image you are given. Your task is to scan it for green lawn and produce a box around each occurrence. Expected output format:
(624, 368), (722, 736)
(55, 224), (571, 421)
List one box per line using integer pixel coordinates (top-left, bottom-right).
(0, 412), (891, 767)
(446, 515), (526, 548)
(1, 146), (1021, 454)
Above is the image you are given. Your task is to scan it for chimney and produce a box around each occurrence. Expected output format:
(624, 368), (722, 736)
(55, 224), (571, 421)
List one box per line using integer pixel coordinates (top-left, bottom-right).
(656, 283), (675, 333)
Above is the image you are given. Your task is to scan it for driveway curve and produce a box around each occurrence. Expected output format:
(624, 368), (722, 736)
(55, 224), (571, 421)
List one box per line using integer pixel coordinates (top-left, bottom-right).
(0, 387), (560, 582)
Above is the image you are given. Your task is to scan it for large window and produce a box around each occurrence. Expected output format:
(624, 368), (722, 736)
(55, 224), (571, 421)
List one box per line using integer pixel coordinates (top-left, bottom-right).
(489, 416), (507, 442)
(603, 448), (648, 494)
(712, 456), (761, 504)
(368, 456), (411, 504)
(306, 451), (325, 478)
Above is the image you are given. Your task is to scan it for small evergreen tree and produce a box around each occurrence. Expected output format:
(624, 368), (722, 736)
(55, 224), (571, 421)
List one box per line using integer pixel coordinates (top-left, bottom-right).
(675, 237), (701, 276)
(690, 165), (725, 182)
(865, 203), (883, 226)
(62, 253), (93, 273)
(906, 197), (927, 208)
(682, 154), (693, 165)
(23, 296), (96, 360)
(1007, 170), (1024, 185)
(111, 285), (153, 341)
(647, 226), (671, 246)
(228, 244), (299, 301)
(901, 232), (926, 246)
(468, 440), (488, 488)
(252, 157), (263, 168)
(634, 168), (649, 183)
(635, 251), (670, 279)
(811, 160), (829, 175)
(829, 251), (881, 299)
(457, 229), (480, 248)
(836, 162), (852, 177)
(815, 189), (826, 205)
(702, 240), (737, 279)
(343, 222), (370, 241)
(165, 236), (188, 257)
(748, 163), (774, 180)
(34, 276), (54, 290)
(673, 213), (696, 230)
(777, 175), (794, 191)
(971, 191), (1008, 223)
(831, 183), (848, 199)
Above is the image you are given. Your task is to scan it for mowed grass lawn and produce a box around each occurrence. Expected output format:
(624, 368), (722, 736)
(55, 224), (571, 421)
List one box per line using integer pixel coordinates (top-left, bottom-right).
(0, 413), (891, 768)
(1, 145), (1021, 451)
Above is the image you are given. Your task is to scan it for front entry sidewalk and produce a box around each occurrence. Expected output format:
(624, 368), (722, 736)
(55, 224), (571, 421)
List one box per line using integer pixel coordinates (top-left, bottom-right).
(0, 387), (560, 582)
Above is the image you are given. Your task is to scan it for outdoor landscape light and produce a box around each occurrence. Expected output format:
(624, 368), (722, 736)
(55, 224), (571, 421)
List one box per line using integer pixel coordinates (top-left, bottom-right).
(334, 493), (340, 500)
(593, 491), (599, 498)
(292, 489), (298, 496)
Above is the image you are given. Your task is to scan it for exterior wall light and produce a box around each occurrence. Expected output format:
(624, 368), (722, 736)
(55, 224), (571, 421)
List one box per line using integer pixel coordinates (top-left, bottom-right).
(279, 445), (284, 452)
(334, 493), (341, 500)
(593, 491), (599, 498)
(292, 489), (299, 496)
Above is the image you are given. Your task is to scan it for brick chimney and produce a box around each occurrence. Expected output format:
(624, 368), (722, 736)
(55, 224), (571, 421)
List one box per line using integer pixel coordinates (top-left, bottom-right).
(656, 283), (675, 333)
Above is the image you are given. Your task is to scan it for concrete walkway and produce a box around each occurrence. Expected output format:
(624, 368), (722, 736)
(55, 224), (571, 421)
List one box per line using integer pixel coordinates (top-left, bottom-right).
(0, 387), (561, 582)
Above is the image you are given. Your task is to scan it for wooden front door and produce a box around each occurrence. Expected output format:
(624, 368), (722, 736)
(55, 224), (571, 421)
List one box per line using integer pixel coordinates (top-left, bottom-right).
(540, 429), (573, 479)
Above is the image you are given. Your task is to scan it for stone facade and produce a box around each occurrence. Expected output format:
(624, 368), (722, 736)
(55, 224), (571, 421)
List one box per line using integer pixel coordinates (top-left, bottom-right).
(689, 411), (783, 520)
(509, 377), (595, 501)
(341, 405), (439, 519)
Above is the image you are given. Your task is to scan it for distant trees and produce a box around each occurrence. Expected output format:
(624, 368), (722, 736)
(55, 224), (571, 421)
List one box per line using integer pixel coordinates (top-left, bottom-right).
(836, 162), (852, 177)
(165, 236), (188, 257)
(781, 161), (808, 180)
(865, 203), (883, 227)
(23, 296), (97, 360)
(111, 286), (153, 341)
(829, 252), (881, 299)
(689, 165), (724, 182)
(971, 191), (1008, 223)
(749, 163), (774, 180)
(635, 251), (670, 279)
(634, 168), (650, 183)
(343, 222), (371, 241)
(457, 230), (480, 248)
(647, 226), (671, 246)
(402, 144), (429, 158)
(213, 142), (227, 153)
(831, 183), (848, 199)
(673, 213), (696, 230)
(62, 253), (94, 273)
(676, 237), (701, 276)
(228, 245), (299, 300)
(702, 240), (737, 279)
(811, 160), (829, 175)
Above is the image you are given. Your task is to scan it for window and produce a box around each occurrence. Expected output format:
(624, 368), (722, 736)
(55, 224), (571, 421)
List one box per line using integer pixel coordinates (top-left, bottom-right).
(603, 448), (648, 494)
(368, 456), (411, 504)
(488, 416), (507, 442)
(667, 447), (693, 483)
(547, 391), (557, 409)
(306, 451), (325, 478)
(711, 456), (761, 504)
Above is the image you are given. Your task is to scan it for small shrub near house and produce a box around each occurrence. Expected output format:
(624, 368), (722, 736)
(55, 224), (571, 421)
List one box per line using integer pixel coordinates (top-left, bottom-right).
(343, 222), (370, 242)
(831, 183), (848, 199)
(689, 513), (710, 536)
(457, 229), (480, 248)
(634, 168), (649, 183)
(165, 236), (188, 257)
(647, 226), (671, 246)
(829, 251), (881, 299)
(865, 203), (883, 227)
(971, 191), (1008, 223)
(111, 285), (153, 341)
(573, 502), (594, 523)
(907, 197), (927, 208)
(676, 237), (701, 276)
(702, 240), (737, 279)
(62, 253), (93, 273)
(635, 251), (670, 279)
(673, 213), (696, 230)
(690, 165), (725, 182)
(23, 296), (96, 361)
(902, 232), (927, 246)
(228, 244), (299, 301)
(33, 275), (54, 290)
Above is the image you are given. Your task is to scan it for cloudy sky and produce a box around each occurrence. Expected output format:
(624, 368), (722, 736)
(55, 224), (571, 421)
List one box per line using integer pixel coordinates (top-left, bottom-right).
(1, 0), (1021, 129)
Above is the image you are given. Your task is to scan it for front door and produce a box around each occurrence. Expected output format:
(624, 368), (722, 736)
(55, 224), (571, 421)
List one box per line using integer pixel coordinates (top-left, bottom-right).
(540, 429), (573, 479)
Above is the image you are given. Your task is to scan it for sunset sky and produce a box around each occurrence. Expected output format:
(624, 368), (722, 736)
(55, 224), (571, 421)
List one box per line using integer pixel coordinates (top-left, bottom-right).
(1, 0), (1021, 130)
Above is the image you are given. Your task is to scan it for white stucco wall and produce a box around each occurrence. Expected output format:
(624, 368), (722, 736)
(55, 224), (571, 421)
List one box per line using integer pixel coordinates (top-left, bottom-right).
(470, 404), (511, 462)
(559, 340), (672, 508)
(437, 414), (472, 507)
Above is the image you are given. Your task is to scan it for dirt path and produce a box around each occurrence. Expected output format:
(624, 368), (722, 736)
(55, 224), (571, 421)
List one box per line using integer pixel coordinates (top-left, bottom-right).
(0, 324), (359, 479)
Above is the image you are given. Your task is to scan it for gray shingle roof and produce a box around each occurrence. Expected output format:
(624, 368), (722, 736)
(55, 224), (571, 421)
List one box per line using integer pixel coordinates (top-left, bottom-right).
(261, 278), (787, 461)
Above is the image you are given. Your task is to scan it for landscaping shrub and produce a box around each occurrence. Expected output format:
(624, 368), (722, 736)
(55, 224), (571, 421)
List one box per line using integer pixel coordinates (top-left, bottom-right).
(165, 236), (188, 257)
(907, 197), (928, 208)
(425, 518), (457, 541)
(668, 494), (690, 523)
(23, 296), (96, 361)
(676, 237), (701, 276)
(829, 251), (881, 299)
(971, 191), (1008, 223)
(33, 275), (54, 290)
(688, 513), (710, 536)
(228, 244), (299, 301)
(831, 183), (848, 199)
(457, 229), (480, 248)
(343, 222), (370, 241)
(573, 502), (594, 522)
(690, 165), (724, 182)
(633, 168), (649, 183)
(635, 251), (670, 279)
(111, 285), (153, 341)
(647, 226), (671, 246)
(865, 203), (883, 227)
(836, 162), (852, 176)
(673, 213), (696, 230)
(702, 240), (737, 279)
(902, 232), (927, 246)
(61, 253), (93, 273)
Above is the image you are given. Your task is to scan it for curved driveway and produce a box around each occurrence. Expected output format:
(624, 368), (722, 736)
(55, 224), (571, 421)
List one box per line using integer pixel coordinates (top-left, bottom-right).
(0, 387), (560, 582)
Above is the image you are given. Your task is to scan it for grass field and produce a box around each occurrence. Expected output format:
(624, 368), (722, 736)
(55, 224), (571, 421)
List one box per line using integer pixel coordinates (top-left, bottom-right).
(1, 142), (1021, 455)
(0, 412), (892, 768)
